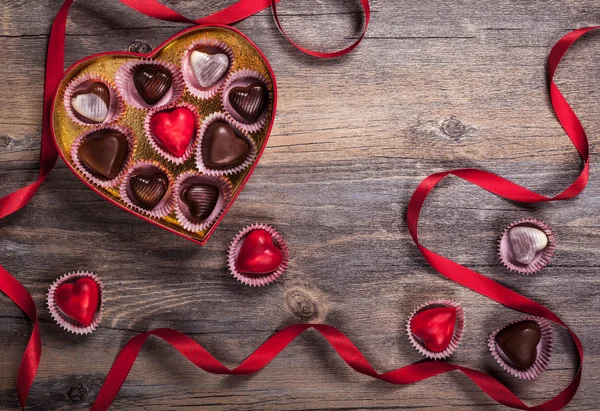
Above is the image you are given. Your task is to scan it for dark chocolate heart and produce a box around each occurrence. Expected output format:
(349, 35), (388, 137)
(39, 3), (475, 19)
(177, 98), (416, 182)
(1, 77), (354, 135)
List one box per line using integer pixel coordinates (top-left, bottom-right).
(229, 83), (267, 123)
(182, 184), (219, 221)
(129, 170), (168, 210)
(495, 320), (541, 370)
(78, 130), (128, 179)
(71, 82), (111, 124)
(132, 64), (173, 105)
(202, 121), (249, 170)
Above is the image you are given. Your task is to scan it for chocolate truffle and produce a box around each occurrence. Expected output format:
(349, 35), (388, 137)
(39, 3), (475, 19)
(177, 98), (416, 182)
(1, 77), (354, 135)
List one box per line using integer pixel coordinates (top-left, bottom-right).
(71, 82), (110, 124)
(495, 320), (541, 370)
(132, 64), (173, 105)
(202, 121), (249, 170)
(77, 130), (128, 179)
(182, 184), (219, 221)
(229, 82), (268, 123)
(129, 169), (168, 210)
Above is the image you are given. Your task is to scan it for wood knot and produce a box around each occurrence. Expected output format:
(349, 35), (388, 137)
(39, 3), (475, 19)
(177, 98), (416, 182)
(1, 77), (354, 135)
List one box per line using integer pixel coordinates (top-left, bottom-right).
(128, 40), (154, 54)
(441, 117), (466, 140)
(284, 285), (328, 323)
(0, 135), (12, 148)
(66, 382), (87, 404)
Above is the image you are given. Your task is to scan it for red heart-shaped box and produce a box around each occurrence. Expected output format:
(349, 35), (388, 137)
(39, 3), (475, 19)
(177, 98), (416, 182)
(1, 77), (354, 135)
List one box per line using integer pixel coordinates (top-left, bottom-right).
(51, 26), (277, 245)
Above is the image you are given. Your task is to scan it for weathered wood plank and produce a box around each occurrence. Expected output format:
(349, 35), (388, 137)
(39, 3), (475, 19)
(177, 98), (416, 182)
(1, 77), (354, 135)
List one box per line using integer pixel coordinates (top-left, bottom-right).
(1, 0), (600, 410)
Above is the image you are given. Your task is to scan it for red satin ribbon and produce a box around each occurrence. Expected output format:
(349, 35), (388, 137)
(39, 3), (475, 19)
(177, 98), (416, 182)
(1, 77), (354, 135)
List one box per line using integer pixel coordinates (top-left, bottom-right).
(89, 27), (599, 411)
(0, 1), (370, 409)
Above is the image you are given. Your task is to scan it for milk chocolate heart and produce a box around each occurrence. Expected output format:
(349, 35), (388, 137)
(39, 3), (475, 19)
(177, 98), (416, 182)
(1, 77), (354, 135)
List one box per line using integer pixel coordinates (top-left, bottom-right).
(53, 26), (276, 244)
(495, 320), (541, 370)
(182, 184), (219, 221)
(71, 82), (110, 123)
(54, 278), (99, 327)
(78, 130), (129, 179)
(229, 83), (268, 123)
(202, 121), (249, 170)
(129, 169), (168, 210)
(190, 47), (229, 88)
(133, 64), (173, 105)
(508, 226), (548, 265)
(150, 107), (196, 157)
(410, 307), (456, 353)
(236, 229), (283, 274)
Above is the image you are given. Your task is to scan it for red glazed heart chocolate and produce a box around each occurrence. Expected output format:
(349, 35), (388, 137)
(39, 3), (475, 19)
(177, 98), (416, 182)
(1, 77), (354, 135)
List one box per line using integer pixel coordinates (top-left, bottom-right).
(410, 306), (456, 353)
(150, 107), (196, 157)
(52, 26), (276, 244)
(54, 278), (99, 327)
(236, 229), (283, 274)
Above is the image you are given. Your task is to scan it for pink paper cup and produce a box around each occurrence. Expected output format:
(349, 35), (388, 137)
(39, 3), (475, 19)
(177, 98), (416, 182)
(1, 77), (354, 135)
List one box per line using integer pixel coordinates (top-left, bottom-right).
(63, 73), (124, 126)
(498, 218), (556, 275)
(488, 316), (553, 380)
(227, 224), (289, 287)
(47, 271), (104, 335)
(406, 299), (465, 360)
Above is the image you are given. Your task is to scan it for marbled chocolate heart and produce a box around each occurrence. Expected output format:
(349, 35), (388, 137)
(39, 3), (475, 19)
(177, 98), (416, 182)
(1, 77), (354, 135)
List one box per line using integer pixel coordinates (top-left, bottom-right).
(78, 130), (128, 179)
(71, 82), (110, 123)
(129, 170), (168, 209)
(229, 83), (267, 123)
(495, 320), (541, 370)
(508, 226), (548, 265)
(133, 64), (173, 105)
(190, 48), (229, 88)
(182, 184), (219, 221)
(202, 121), (249, 170)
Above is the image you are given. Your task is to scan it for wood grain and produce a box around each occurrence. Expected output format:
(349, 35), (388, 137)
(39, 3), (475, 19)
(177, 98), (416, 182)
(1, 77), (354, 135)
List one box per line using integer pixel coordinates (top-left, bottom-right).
(1, 0), (600, 409)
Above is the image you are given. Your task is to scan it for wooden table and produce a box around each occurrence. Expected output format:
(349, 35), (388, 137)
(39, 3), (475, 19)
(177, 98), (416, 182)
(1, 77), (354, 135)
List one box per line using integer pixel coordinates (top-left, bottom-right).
(1, 0), (599, 409)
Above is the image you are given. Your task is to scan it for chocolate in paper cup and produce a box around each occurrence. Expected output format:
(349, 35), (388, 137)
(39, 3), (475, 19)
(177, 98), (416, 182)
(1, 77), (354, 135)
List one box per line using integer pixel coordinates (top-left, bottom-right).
(115, 59), (184, 109)
(488, 316), (553, 380)
(71, 124), (136, 188)
(144, 102), (200, 165)
(47, 271), (103, 335)
(406, 299), (465, 360)
(119, 160), (175, 219)
(221, 69), (271, 133)
(63, 74), (124, 126)
(195, 112), (256, 176)
(227, 224), (289, 287)
(174, 171), (232, 232)
(498, 218), (556, 275)
(181, 39), (234, 99)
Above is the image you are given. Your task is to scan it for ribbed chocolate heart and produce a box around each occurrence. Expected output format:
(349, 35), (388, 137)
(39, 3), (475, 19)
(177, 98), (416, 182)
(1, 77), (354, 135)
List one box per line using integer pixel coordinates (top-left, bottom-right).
(495, 320), (541, 370)
(202, 121), (249, 170)
(129, 170), (168, 210)
(190, 47), (229, 88)
(71, 82), (110, 123)
(132, 64), (173, 105)
(229, 83), (267, 123)
(182, 184), (219, 221)
(78, 130), (128, 179)
(508, 226), (548, 265)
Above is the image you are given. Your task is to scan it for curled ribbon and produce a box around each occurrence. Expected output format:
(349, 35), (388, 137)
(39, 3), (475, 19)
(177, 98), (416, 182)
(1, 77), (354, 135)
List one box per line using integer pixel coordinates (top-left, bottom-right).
(0, 1), (595, 410)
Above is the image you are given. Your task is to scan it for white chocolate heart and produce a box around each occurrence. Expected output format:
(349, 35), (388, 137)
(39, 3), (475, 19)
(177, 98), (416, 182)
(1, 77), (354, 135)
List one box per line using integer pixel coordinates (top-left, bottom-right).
(71, 93), (109, 123)
(508, 226), (548, 265)
(190, 50), (229, 88)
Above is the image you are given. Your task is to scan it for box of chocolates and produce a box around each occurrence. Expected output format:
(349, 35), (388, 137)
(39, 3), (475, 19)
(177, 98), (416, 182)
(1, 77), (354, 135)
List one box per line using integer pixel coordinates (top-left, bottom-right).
(51, 26), (276, 244)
